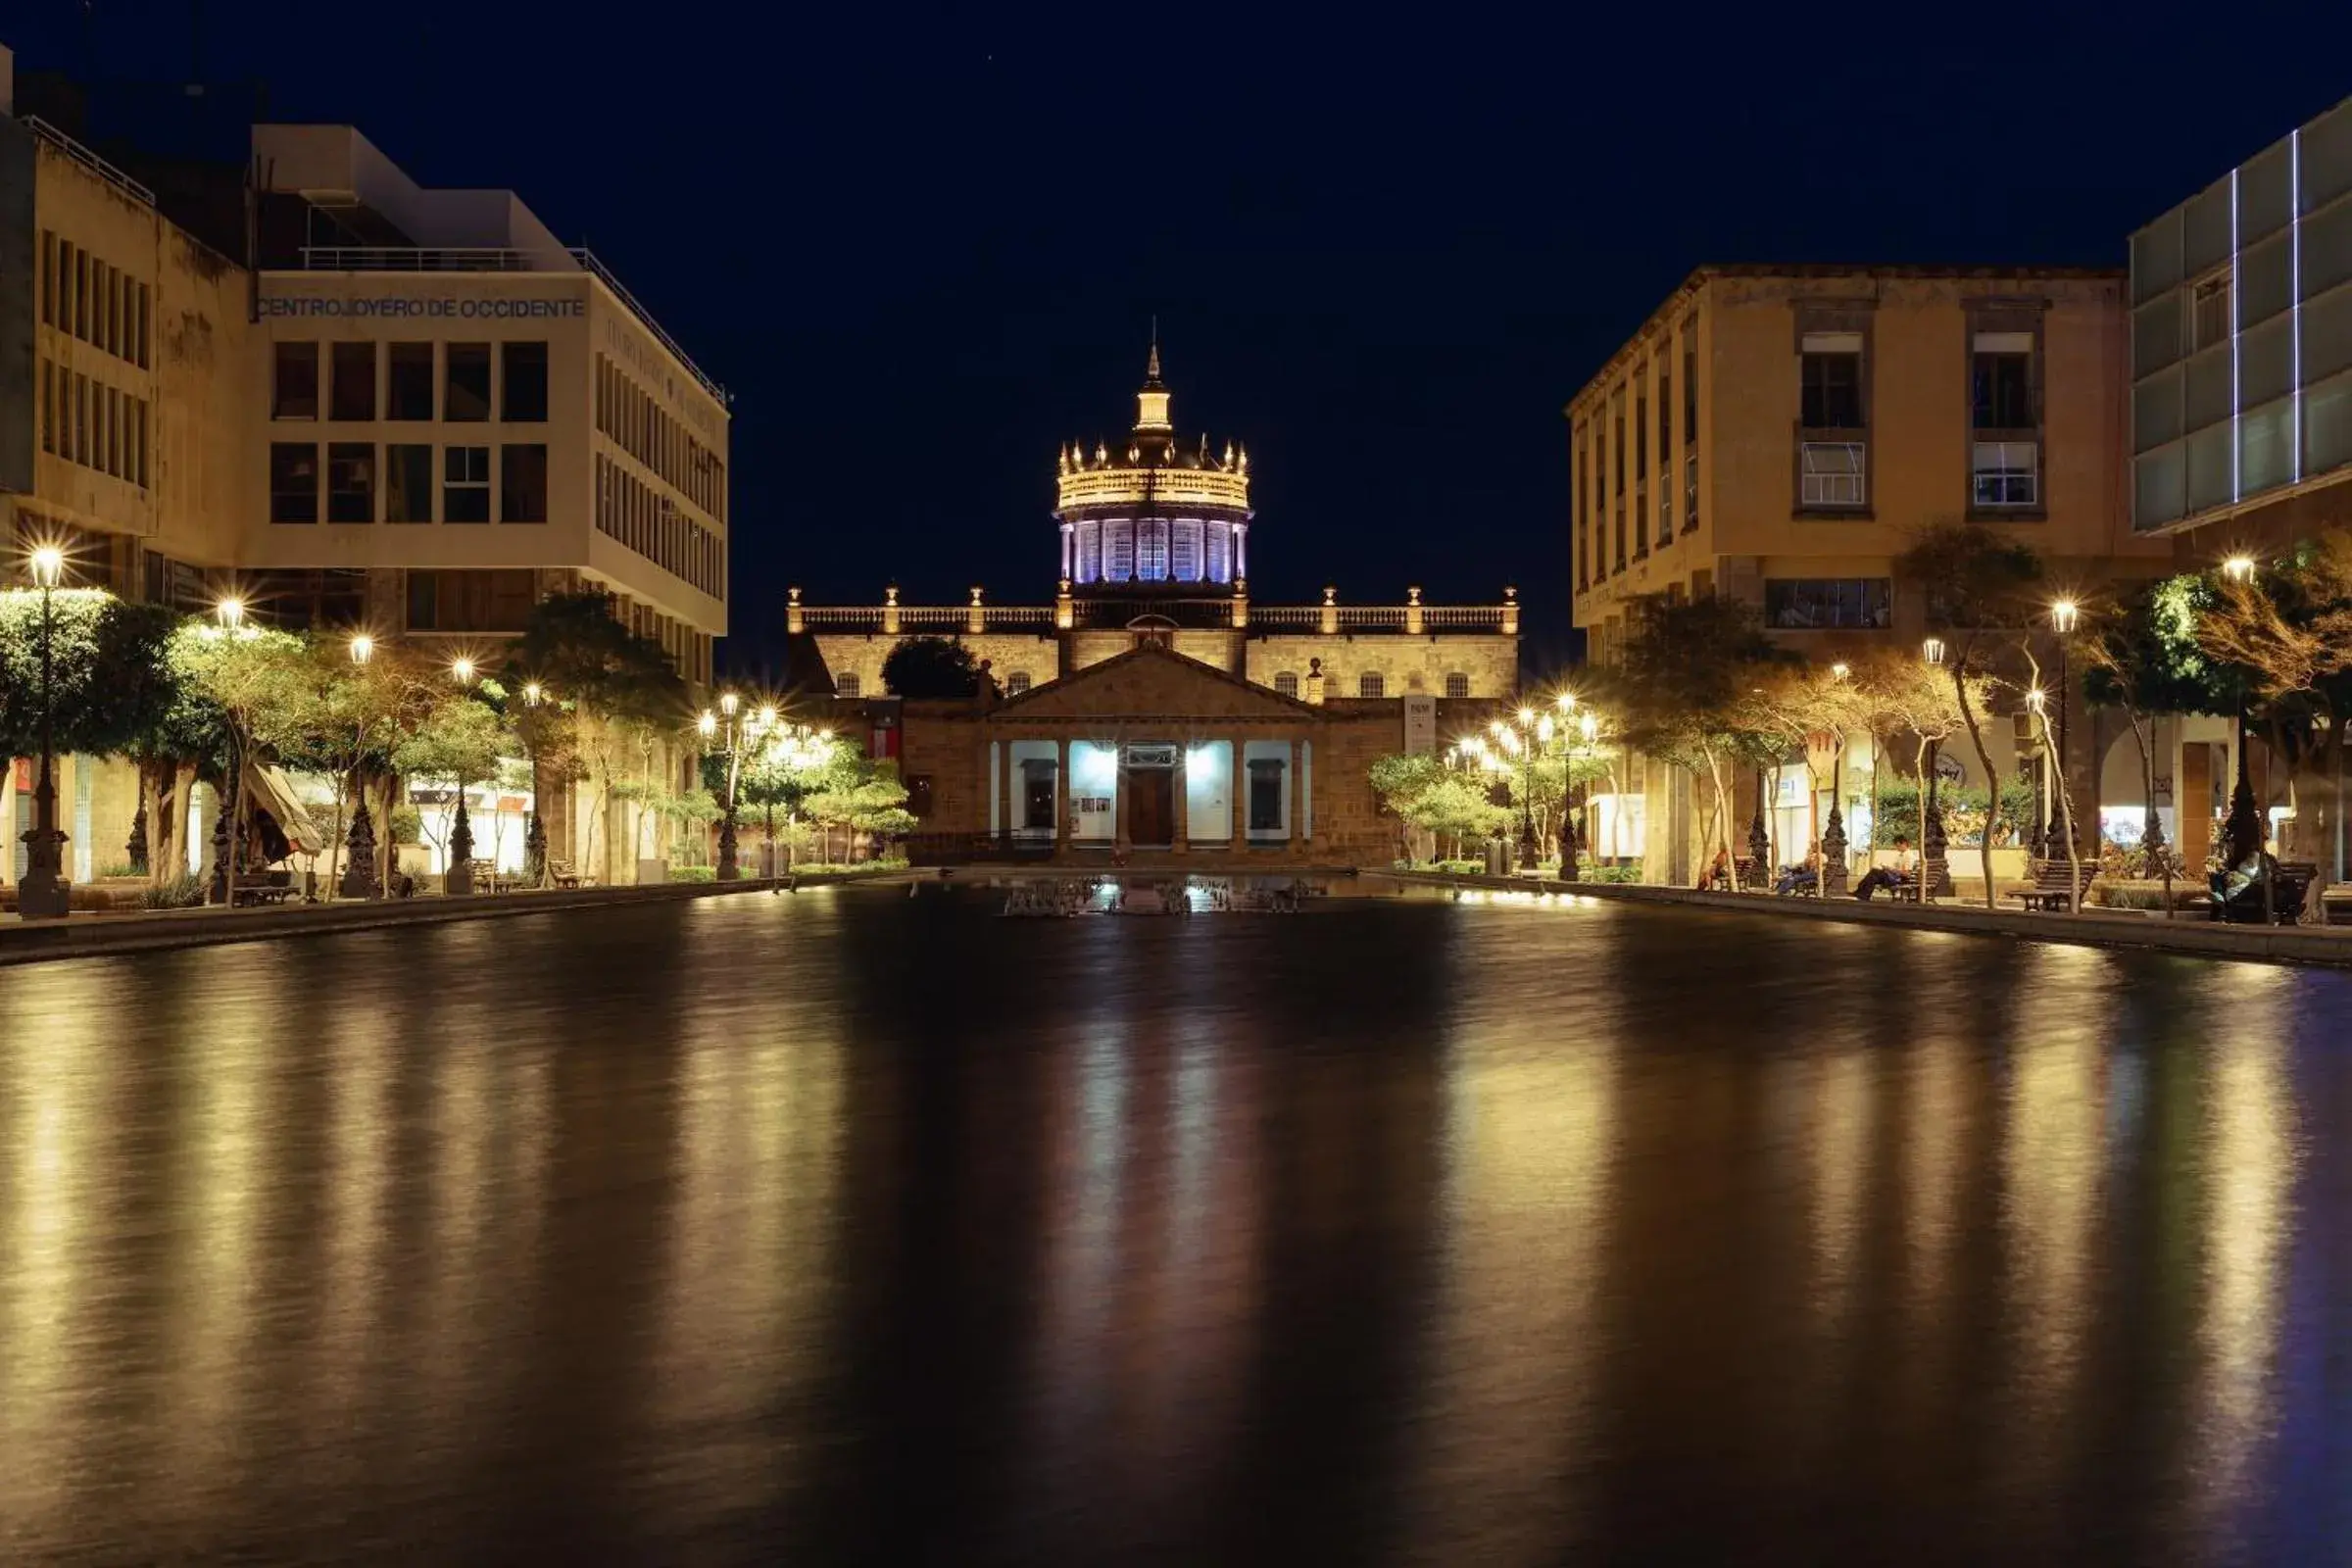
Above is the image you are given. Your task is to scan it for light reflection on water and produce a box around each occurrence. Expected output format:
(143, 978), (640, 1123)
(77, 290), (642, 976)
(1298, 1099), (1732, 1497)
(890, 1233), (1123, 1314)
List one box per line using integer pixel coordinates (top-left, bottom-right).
(0, 888), (2344, 1563)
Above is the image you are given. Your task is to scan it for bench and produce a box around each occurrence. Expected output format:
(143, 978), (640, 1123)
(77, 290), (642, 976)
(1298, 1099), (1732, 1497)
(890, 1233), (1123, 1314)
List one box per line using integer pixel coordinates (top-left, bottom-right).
(2211, 859), (2319, 925)
(547, 858), (589, 890)
(2006, 858), (2097, 913)
(231, 869), (297, 906)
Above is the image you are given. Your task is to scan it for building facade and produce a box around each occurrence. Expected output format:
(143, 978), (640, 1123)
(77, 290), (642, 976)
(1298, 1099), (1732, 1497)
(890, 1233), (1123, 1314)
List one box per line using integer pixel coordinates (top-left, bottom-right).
(2130, 92), (2352, 549)
(1569, 265), (2167, 662)
(798, 351), (1519, 705)
(1, 51), (726, 890)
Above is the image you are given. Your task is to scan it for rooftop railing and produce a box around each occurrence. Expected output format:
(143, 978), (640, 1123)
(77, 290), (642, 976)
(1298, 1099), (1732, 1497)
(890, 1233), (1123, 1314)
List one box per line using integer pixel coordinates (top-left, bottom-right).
(25, 117), (156, 206)
(292, 244), (728, 404)
(790, 597), (1515, 634)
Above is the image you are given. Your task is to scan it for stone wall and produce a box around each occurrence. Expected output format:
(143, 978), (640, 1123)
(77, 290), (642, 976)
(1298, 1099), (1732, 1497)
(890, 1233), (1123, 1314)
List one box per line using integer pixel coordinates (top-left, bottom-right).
(1246, 633), (1518, 699)
(812, 631), (1059, 698)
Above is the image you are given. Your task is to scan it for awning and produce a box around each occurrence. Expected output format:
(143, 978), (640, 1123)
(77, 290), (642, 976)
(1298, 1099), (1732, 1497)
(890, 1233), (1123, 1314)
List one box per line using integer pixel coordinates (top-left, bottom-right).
(244, 762), (326, 856)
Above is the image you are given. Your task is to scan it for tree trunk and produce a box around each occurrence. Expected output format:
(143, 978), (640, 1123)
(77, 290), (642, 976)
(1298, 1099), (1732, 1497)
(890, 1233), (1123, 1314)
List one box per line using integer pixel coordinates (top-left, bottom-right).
(2051, 712), (2083, 913)
(1700, 741), (1733, 882)
(1952, 662), (2001, 909)
(323, 775), (348, 903)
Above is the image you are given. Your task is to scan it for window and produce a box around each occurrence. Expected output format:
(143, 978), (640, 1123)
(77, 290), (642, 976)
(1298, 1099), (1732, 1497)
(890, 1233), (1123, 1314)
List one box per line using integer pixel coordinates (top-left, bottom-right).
(1358, 672), (1386, 699)
(1685, 449), (1699, 533)
(1137, 519), (1169, 581)
(327, 443), (375, 523)
(404, 569), (537, 632)
(445, 343), (491, 421)
(1973, 345), (2034, 428)
(1683, 326), (1697, 442)
(39, 230), (54, 325)
(38, 361), (53, 454)
(1636, 389), (1648, 480)
(1799, 441), (1867, 507)
(2192, 270), (2232, 351)
(444, 446), (491, 522)
(273, 342), (318, 419)
(330, 342), (376, 421)
(1004, 670), (1033, 696)
(1763, 577), (1891, 630)
(503, 342), (548, 421)
(1800, 343), (1864, 428)
(1274, 671), (1300, 698)
(1574, 430), (1589, 590)
(1105, 520), (1135, 580)
(1248, 759), (1286, 833)
(385, 444), (433, 522)
(1445, 672), (1471, 699)
(1972, 441), (2039, 507)
(388, 343), (435, 419)
(835, 672), (861, 698)
(906, 775), (935, 818)
(501, 444), (548, 522)
(270, 443), (319, 523)
(1172, 520), (1203, 582)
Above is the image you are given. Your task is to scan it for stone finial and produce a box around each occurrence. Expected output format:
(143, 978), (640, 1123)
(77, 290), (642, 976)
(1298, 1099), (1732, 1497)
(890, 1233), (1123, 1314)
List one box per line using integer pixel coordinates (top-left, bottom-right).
(1323, 585), (1338, 606)
(789, 586), (803, 603)
(786, 586), (805, 634)
(1407, 586), (1422, 605)
(970, 586), (985, 606)
(885, 584), (901, 606)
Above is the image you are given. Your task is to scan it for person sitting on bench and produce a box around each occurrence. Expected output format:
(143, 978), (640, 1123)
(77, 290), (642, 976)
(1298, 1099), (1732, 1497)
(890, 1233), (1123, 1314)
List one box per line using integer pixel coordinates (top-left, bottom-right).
(1695, 847), (1732, 891)
(1854, 836), (1918, 902)
(1775, 843), (1822, 897)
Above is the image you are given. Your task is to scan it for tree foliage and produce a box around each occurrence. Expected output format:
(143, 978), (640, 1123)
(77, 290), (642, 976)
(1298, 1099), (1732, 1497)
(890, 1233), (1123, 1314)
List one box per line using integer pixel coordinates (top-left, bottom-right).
(880, 636), (981, 699)
(501, 592), (688, 729)
(0, 590), (184, 760)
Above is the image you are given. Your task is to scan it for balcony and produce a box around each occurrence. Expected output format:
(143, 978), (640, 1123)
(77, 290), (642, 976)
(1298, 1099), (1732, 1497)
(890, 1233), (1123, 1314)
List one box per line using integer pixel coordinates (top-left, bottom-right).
(1799, 440), (1867, 509)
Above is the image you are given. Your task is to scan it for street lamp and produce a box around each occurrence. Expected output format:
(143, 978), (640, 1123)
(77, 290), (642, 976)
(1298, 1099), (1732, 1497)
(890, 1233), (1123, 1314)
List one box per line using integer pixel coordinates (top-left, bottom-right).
(337, 632), (382, 899)
(518, 680), (552, 888)
(2048, 599), (2080, 864)
(1820, 661), (1852, 896)
(702, 694), (751, 881)
(216, 595), (245, 631)
(2218, 555), (2264, 877)
(207, 595), (256, 906)
(17, 546), (71, 919)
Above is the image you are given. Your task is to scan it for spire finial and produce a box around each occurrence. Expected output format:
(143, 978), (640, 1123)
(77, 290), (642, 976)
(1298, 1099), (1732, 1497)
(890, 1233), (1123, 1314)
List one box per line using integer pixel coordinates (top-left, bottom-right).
(1145, 317), (1162, 385)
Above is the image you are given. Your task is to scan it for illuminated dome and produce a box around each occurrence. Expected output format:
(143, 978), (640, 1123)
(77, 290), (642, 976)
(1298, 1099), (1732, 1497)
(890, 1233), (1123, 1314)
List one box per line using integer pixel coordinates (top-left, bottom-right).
(1054, 345), (1252, 592)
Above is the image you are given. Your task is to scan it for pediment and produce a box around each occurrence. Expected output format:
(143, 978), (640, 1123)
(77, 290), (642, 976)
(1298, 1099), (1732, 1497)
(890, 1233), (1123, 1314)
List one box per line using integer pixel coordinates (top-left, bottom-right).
(991, 643), (1320, 722)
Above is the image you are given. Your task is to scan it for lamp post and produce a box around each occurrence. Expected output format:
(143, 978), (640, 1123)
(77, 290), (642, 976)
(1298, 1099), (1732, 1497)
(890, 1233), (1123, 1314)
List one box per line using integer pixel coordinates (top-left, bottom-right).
(17, 546), (71, 919)
(2028, 685), (2082, 910)
(2220, 555), (2262, 869)
(209, 597), (248, 907)
(1820, 662), (1852, 897)
(2050, 600), (2079, 863)
(760, 719), (833, 887)
(709, 690), (746, 882)
(1513, 705), (1541, 871)
(445, 657), (477, 896)
(520, 680), (551, 889)
(1919, 638), (1950, 901)
(338, 633), (382, 899)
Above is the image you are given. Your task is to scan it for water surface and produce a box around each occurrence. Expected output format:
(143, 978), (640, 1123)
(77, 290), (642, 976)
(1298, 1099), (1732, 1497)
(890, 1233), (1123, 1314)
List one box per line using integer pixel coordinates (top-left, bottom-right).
(2, 885), (2347, 1564)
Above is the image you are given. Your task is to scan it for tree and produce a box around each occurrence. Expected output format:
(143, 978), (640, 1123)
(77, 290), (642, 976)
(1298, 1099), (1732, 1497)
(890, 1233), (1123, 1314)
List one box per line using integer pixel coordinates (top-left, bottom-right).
(880, 636), (982, 699)
(1369, 752), (1448, 862)
(2082, 577), (2237, 895)
(168, 620), (312, 904)
(502, 593), (688, 878)
(1846, 647), (1990, 896)
(1894, 521), (2043, 906)
(394, 694), (511, 872)
(1608, 593), (1797, 879)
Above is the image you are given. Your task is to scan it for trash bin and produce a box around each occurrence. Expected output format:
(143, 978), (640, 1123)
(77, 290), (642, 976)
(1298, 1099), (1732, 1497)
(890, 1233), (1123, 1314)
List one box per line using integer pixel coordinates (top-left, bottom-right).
(1485, 838), (1510, 878)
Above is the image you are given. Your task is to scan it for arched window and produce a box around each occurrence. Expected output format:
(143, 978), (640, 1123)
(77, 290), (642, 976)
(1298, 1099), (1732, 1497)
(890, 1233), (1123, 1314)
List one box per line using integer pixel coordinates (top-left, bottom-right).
(1445, 671), (1471, 699)
(835, 672), (861, 698)
(1274, 671), (1299, 699)
(1005, 670), (1032, 696)
(1358, 672), (1386, 699)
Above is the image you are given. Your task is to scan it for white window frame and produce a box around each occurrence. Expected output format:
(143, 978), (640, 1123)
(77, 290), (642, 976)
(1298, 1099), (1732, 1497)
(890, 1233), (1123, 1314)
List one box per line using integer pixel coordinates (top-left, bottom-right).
(1799, 441), (1866, 507)
(1972, 440), (2039, 508)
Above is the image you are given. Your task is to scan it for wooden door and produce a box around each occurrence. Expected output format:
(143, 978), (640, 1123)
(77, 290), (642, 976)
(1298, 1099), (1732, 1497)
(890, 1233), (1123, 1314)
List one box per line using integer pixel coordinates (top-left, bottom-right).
(1129, 768), (1174, 847)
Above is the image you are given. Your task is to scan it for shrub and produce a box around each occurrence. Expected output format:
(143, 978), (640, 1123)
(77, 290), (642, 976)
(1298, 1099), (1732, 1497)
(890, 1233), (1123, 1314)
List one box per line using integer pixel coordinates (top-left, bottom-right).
(667, 864), (716, 884)
(140, 873), (207, 910)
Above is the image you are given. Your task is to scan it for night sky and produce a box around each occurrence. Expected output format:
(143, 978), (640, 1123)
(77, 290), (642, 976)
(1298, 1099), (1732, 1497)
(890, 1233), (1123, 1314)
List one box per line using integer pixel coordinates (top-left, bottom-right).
(15, 3), (2352, 678)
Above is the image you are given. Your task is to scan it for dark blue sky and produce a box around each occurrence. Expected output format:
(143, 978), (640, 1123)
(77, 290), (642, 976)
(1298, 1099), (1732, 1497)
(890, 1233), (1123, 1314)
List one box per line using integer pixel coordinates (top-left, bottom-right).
(16, 2), (2352, 675)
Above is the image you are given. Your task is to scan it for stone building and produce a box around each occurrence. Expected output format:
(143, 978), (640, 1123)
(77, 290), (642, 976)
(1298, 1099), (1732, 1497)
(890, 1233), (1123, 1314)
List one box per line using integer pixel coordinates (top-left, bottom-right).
(795, 349), (1520, 706)
(892, 639), (1473, 865)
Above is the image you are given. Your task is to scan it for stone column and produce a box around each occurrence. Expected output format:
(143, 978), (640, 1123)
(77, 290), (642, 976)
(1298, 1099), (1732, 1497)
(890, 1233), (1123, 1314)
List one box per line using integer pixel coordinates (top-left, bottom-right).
(1171, 747), (1191, 854)
(1235, 735), (1251, 849)
(1056, 738), (1074, 857)
(1289, 740), (1306, 858)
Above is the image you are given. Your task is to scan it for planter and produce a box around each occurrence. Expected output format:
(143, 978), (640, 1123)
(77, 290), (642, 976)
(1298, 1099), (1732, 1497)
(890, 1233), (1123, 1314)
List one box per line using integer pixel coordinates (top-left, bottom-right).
(636, 858), (668, 886)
